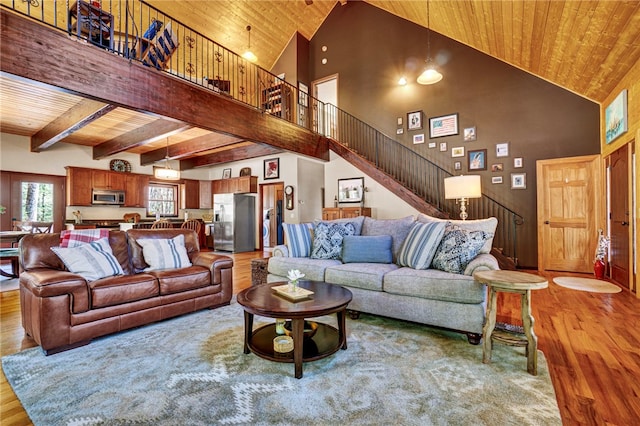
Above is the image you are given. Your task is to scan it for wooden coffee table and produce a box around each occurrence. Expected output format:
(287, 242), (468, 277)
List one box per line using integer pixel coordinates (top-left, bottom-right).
(237, 281), (352, 379)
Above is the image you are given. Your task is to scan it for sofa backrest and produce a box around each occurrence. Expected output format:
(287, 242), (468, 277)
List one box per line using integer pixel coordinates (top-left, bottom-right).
(127, 229), (199, 273)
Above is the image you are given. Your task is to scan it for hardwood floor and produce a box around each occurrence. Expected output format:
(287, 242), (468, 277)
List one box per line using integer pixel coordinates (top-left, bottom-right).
(1, 253), (639, 425)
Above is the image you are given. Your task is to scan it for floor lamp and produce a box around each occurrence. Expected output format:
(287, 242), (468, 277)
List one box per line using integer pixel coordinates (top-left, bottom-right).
(444, 175), (482, 220)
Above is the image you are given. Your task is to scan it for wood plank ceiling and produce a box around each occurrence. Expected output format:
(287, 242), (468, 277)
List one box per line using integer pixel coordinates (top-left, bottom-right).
(1, 0), (639, 170)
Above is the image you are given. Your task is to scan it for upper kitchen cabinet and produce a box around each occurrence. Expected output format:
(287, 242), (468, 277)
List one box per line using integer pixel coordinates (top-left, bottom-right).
(124, 174), (149, 208)
(212, 176), (257, 194)
(199, 180), (212, 209)
(66, 166), (93, 206)
(92, 169), (126, 190)
(182, 179), (200, 210)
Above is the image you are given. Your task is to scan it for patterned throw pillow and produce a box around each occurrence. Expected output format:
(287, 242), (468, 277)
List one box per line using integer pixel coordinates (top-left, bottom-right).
(60, 229), (110, 248)
(310, 222), (356, 260)
(137, 234), (192, 271)
(51, 237), (124, 282)
(397, 221), (447, 269)
(282, 223), (313, 257)
(431, 224), (488, 274)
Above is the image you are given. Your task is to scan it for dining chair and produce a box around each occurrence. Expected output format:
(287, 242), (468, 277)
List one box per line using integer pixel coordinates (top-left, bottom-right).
(16, 221), (53, 233)
(180, 219), (201, 234)
(150, 219), (173, 229)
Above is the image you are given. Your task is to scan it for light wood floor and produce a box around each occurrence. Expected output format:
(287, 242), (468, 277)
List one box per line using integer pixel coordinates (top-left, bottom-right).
(1, 252), (639, 425)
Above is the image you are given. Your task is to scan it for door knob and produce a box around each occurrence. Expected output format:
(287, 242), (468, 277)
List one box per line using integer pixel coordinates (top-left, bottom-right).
(622, 221), (629, 226)
(544, 220), (550, 224)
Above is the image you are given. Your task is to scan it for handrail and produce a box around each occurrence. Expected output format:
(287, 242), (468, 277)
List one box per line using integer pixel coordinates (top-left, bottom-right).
(3, 0), (524, 263)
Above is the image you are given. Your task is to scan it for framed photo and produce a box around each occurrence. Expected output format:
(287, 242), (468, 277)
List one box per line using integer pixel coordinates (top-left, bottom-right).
(439, 142), (447, 152)
(492, 176), (503, 184)
(222, 168), (231, 179)
(298, 82), (308, 107)
(451, 146), (464, 157)
(491, 163), (504, 172)
(338, 177), (364, 203)
(496, 142), (510, 157)
(463, 126), (476, 141)
(397, 128), (404, 135)
(264, 158), (279, 180)
(511, 173), (527, 189)
(514, 157), (523, 168)
(397, 117), (403, 126)
(407, 111), (423, 130)
(605, 89), (628, 144)
(468, 149), (487, 171)
(413, 133), (425, 144)
(429, 113), (459, 138)
(454, 161), (462, 171)
(428, 142), (436, 149)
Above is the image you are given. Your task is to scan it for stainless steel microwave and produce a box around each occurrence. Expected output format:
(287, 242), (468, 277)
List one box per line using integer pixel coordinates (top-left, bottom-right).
(92, 189), (125, 206)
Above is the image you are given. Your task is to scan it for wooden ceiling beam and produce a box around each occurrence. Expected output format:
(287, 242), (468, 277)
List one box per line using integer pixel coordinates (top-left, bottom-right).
(140, 132), (245, 165)
(92, 120), (192, 160)
(180, 143), (282, 169)
(30, 100), (116, 152)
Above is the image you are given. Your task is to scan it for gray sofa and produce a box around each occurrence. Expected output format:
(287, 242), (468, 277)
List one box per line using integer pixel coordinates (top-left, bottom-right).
(267, 214), (499, 343)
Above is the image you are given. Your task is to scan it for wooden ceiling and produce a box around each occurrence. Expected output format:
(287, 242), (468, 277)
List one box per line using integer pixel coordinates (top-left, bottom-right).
(1, 1), (639, 169)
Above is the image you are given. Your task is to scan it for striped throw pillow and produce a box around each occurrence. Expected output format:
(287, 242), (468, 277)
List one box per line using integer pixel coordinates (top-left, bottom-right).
(397, 221), (447, 269)
(137, 234), (192, 271)
(282, 223), (313, 258)
(51, 237), (124, 281)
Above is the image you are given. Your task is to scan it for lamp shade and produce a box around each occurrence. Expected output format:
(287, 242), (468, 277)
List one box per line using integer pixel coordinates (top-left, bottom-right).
(153, 165), (180, 181)
(417, 67), (443, 85)
(444, 175), (482, 199)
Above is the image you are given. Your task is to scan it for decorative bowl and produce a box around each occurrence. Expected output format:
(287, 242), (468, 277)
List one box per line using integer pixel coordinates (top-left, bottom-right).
(283, 320), (318, 339)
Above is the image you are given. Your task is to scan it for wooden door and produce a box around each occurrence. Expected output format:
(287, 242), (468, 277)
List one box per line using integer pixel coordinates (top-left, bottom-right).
(537, 155), (601, 272)
(608, 144), (631, 288)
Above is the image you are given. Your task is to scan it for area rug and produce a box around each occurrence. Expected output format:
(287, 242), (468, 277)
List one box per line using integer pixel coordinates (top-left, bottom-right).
(1, 302), (561, 425)
(553, 276), (622, 293)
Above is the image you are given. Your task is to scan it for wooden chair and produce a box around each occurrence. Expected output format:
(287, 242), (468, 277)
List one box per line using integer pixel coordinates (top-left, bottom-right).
(181, 219), (201, 234)
(150, 219), (173, 229)
(14, 221), (53, 233)
(123, 213), (141, 223)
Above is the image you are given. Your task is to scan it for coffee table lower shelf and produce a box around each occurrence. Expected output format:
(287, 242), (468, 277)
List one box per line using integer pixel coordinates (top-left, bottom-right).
(248, 323), (341, 363)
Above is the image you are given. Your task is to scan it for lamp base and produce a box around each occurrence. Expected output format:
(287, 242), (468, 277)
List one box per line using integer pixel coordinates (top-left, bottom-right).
(458, 198), (468, 221)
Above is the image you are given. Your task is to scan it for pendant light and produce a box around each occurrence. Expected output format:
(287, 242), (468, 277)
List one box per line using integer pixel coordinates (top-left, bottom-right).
(153, 138), (180, 181)
(417, 0), (443, 85)
(242, 25), (258, 63)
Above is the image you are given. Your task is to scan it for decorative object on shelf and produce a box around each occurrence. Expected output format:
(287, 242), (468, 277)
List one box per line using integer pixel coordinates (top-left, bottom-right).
(407, 110), (423, 130)
(264, 158), (279, 180)
(275, 319), (286, 335)
(510, 172), (526, 189)
(272, 284), (313, 301)
(605, 89), (628, 144)
(334, 195), (338, 207)
(153, 138), (180, 181)
(496, 142), (510, 157)
(338, 177), (365, 203)
(429, 113), (459, 138)
(222, 168), (231, 179)
(444, 175), (482, 221)
(109, 159), (131, 173)
(284, 320), (318, 339)
(285, 185), (294, 210)
(417, 0), (443, 85)
(239, 167), (251, 177)
(242, 25), (257, 63)
(463, 126), (476, 141)
(287, 269), (305, 292)
(72, 210), (82, 224)
(468, 149), (487, 171)
(273, 335), (293, 353)
(594, 229), (610, 279)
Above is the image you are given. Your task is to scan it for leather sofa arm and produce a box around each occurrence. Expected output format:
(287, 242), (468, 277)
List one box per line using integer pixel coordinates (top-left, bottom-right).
(19, 269), (90, 313)
(272, 245), (289, 257)
(464, 253), (500, 276)
(191, 252), (234, 285)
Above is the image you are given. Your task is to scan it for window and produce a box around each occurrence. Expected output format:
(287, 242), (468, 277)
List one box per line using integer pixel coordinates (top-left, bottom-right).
(147, 183), (178, 217)
(21, 182), (54, 221)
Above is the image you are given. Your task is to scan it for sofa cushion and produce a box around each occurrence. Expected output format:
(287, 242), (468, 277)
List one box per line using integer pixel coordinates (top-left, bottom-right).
(268, 256), (341, 282)
(383, 267), (486, 304)
(397, 222), (446, 269)
(137, 234), (192, 271)
(431, 224), (489, 274)
(325, 263), (399, 292)
(310, 222), (356, 260)
(361, 216), (415, 261)
(417, 213), (497, 254)
(145, 266), (211, 294)
(282, 222), (313, 257)
(89, 273), (159, 308)
(60, 229), (110, 248)
(51, 237), (124, 282)
(342, 235), (393, 264)
(314, 215), (365, 235)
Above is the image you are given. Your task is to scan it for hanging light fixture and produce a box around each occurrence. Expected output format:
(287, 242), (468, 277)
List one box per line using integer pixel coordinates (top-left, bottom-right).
(153, 138), (180, 181)
(417, 0), (443, 85)
(242, 25), (258, 63)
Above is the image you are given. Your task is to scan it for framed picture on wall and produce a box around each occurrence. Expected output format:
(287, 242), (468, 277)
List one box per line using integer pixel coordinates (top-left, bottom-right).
(511, 173), (527, 189)
(468, 149), (487, 171)
(407, 111), (423, 130)
(222, 168), (231, 179)
(451, 147), (464, 157)
(514, 157), (523, 168)
(264, 158), (279, 180)
(605, 89), (628, 144)
(463, 126), (476, 141)
(338, 177), (364, 203)
(413, 133), (425, 144)
(429, 113), (459, 138)
(496, 142), (510, 157)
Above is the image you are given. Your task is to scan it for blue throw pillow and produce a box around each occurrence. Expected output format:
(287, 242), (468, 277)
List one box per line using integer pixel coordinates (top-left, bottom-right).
(397, 222), (446, 269)
(431, 224), (488, 274)
(282, 223), (313, 257)
(341, 235), (393, 264)
(310, 222), (356, 260)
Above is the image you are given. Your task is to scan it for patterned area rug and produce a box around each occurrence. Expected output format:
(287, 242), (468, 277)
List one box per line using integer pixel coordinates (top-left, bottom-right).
(553, 277), (622, 293)
(1, 302), (561, 425)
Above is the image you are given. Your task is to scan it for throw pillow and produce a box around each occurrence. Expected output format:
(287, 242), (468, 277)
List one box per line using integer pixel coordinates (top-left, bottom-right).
(282, 222), (313, 258)
(417, 214), (497, 254)
(51, 237), (124, 282)
(137, 234), (192, 271)
(341, 235), (393, 264)
(313, 216), (365, 235)
(60, 229), (110, 248)
(310, 222), (356, 260)
(431, 224), (489, 274)
(397, 221), (447, 269)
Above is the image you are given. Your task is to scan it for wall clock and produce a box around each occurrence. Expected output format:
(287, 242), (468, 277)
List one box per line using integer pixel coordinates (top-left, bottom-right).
(109, 159), (131, 173)
(284, 185), (294, 210)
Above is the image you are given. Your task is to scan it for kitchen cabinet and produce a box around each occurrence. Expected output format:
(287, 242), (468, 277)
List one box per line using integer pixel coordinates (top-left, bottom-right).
(322, 207), (371, 220)
(124, 174), (148, 207)
(199, 180), (212, 209)
(66, 167), (93, 206)
(182, 179), (200, 209)
(92, 169), (125, 190)
(212, 176), (257, 194)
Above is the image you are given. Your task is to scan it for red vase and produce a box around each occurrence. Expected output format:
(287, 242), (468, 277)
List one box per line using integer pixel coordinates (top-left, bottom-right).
(594, 259), (605, 279)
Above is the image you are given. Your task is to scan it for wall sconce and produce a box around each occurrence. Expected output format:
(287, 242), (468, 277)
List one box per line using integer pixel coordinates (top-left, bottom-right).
(444, 175), (481, 220)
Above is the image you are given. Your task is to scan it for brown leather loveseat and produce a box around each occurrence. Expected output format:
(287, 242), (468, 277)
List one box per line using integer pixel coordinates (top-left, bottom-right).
(19, 229), (233, 354)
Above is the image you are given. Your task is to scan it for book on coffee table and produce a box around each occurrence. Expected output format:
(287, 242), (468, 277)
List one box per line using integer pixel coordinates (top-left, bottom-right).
(272, 284), (314, 301)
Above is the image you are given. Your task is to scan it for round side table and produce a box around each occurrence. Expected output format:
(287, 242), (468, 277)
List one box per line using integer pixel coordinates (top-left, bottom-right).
(474, 270), (548, 375)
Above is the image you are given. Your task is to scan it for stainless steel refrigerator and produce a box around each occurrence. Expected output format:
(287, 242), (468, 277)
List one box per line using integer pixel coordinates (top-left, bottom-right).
(212, 193), (255, 252)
